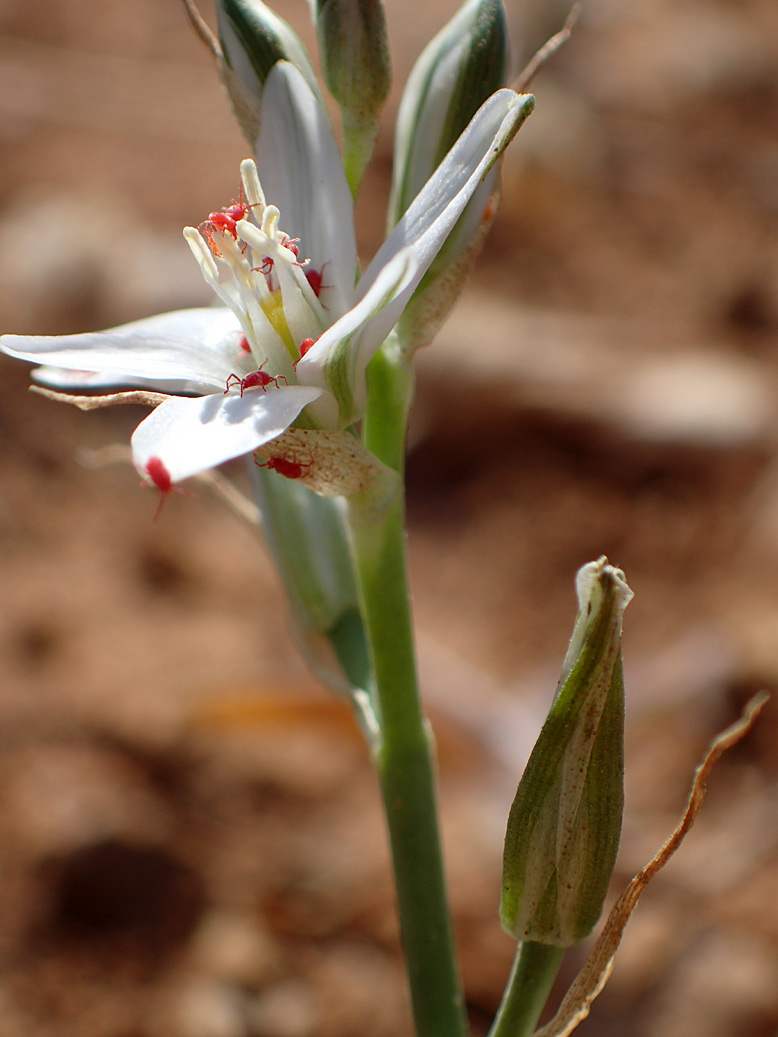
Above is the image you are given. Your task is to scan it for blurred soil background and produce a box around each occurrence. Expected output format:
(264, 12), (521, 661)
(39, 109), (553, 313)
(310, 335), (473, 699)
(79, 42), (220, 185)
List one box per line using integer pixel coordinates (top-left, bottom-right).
(0, 0), (777, 1034)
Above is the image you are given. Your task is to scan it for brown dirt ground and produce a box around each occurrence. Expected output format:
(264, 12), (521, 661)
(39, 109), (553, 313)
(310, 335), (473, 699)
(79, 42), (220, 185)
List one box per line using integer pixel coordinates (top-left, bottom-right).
(0, 0), (777, 1035)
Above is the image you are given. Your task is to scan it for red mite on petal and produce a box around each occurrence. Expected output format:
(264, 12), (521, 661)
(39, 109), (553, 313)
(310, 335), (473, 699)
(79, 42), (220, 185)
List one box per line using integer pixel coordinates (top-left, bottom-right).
(144, 456), (173, 521)
(224, 360), (288, 396)
(280, 234), (300, 259)
(146, 456), (172, 493)
(304, 263), (330, 298)
(198, 194), (255, 255)
(297, 337), (315, 361)
(257, 456), (312, 480)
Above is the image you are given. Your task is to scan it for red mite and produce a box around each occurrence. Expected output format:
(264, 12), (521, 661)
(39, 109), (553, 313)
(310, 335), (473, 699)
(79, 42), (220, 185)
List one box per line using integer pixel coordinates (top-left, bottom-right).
(257, 455), (312, 480)
(145, 456), (173, 521)
(199, 198), (252, 255)
(292, 337), (316, 371)
(224, 360), (288, 396)
(254, 256), (274, 276)
(304, 261), (330, 298)
(298, 337), (315, 359)
(254, 237), (300, 280)
(146, 456), (172, 494)
(280, 234), (300, 259)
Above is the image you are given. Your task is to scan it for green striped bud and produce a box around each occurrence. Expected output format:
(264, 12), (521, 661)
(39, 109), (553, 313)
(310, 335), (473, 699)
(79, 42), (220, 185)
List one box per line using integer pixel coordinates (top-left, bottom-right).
(312, 0), (391, 193)
(387, 0), (512, 353)
(215, 0), (319, 144)
(388, 0), (509, 228)
(501, 557), (632, 947)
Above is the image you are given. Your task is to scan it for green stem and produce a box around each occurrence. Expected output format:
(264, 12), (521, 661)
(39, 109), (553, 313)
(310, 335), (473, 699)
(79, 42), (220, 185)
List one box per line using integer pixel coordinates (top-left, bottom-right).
(362, 336), (413, 473)
(348, 487), (467, 1037)
(347, 397), (467, 1037)
(488, 942), (565, 1037)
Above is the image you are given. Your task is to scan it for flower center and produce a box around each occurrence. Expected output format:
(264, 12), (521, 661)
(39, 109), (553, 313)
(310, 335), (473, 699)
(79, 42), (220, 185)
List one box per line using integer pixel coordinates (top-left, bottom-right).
(184, 159), (327, 382)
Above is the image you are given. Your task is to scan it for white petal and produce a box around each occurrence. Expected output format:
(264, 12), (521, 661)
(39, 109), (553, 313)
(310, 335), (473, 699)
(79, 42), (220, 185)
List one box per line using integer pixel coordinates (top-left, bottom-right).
(1, 309), (245, 393)
(256, 61), (357, 316)
(131, 385), (324, 484)
(296, 250), (417, 424)
(361, 89), (533, 305)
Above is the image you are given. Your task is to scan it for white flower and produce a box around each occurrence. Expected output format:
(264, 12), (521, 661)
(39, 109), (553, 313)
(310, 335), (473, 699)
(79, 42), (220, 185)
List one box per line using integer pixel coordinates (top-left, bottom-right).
(1, 62), (533, 491)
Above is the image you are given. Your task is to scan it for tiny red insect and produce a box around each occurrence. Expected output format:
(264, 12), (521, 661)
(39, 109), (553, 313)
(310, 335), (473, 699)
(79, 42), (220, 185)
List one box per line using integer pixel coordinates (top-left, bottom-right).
(304, 261), (330, 298)
(297, 337), (316, 361)
(280, 234), (300, 259)
(198, 191), (256, 255)
(253, 236), (300, 281)
(253, 255), (275, 277)
(224, 360), (288, 396)
(144, 456), (173, 521)
(145, 456), (172, 494)
(257, 455), (313, 480)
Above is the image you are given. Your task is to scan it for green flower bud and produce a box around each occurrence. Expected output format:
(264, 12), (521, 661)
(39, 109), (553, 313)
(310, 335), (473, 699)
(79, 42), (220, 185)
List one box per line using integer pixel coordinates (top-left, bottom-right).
(501, 557), (632, 947)
(388, 0), (510, 229)
(216, 0), (319, 144)
(312, 0), (391, 193)
(387, 0), (513, 354)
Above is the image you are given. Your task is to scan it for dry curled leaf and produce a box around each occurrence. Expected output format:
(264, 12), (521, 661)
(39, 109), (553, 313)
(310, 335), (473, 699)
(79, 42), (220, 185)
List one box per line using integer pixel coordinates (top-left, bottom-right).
(31, 387), (170, 410)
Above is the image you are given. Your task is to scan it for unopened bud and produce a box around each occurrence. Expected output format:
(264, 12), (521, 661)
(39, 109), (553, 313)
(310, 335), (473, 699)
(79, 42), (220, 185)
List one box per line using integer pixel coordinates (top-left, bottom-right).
(216, 0), (319, 144)
(501, 557), (632, 947)
(312, 0), (391, 192)
(387, 0), (518, 353)
(388, 0), (509, 228)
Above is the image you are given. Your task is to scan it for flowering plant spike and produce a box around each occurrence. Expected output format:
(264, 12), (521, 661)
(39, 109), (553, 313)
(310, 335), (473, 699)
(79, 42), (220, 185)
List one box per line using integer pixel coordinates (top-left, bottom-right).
(501, 557), (632, 946)
(0, 3), (677, 1035)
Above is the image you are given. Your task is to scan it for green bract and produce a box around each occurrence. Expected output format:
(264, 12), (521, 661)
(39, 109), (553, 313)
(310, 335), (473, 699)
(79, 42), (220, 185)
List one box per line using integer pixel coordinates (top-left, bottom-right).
(501, 558), (632, 947)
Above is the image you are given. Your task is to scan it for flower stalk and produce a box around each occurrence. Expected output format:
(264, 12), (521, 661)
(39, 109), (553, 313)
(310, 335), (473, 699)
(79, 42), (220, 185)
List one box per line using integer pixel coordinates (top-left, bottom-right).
(347, 469), (467, 1037)
(488, 942), (566, 1037)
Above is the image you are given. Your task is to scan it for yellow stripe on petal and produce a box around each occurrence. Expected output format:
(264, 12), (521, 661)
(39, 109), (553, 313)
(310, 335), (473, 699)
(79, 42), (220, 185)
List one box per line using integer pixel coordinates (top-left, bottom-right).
(261, 290), (296, 358)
